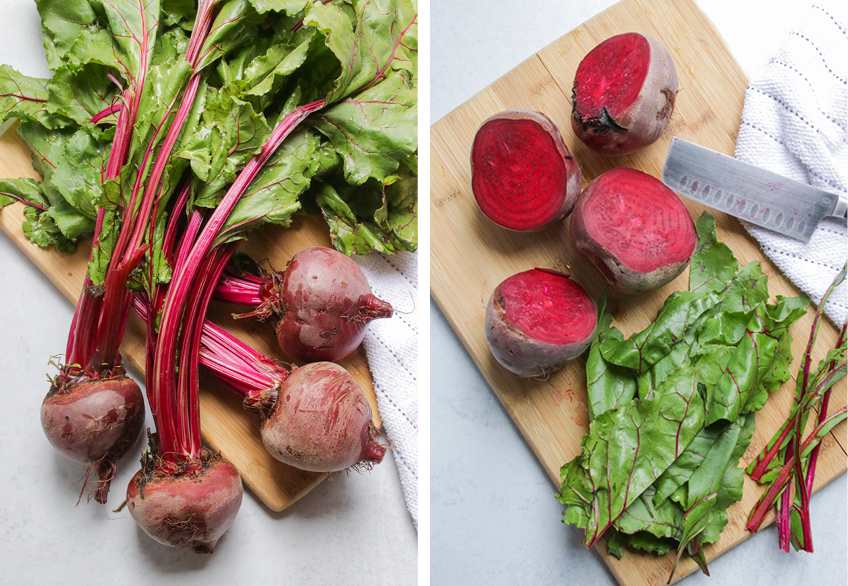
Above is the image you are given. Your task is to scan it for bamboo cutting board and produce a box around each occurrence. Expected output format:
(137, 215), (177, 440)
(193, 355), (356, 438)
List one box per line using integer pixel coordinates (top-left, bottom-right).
(431, 0), (846, 584)
(0, 125), (381, 512)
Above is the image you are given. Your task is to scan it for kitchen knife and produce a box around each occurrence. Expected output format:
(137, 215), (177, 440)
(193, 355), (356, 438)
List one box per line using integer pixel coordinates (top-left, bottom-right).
(662, 138), (848, 243)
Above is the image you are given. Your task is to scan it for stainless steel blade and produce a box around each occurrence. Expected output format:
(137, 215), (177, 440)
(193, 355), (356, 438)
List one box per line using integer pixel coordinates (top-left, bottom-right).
(662, 138), (848, 243)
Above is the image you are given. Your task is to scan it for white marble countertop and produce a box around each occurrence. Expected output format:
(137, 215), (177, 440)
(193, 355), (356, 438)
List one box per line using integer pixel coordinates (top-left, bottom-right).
(0, 1), (416, 583)
(431, 0), (846, 584)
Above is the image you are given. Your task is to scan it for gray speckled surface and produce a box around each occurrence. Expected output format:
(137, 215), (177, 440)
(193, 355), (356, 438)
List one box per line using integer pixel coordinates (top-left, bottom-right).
(0, 1), (416, 583)
(430, 0), (847, 584)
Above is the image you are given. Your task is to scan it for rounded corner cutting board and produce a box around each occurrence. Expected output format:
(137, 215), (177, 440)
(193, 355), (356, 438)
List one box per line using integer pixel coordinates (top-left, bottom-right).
(431, 0), (846, 584)
(0, 126), (382, 513)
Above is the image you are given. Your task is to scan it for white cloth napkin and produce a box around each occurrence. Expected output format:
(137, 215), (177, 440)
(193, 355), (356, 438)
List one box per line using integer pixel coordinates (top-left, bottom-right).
(356, 251), (419, 528)
(734, 0), (848, 325)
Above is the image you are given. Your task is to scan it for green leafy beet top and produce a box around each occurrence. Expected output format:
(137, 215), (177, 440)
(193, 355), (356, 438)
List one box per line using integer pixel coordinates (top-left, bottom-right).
(1, 0), (418, 280)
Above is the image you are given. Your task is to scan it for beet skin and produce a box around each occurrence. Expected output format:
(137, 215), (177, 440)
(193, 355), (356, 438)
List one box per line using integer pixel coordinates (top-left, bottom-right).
(571, 33), (677, 155)
(486, 269), (597, 377)
(126, 447), (243, 554)
(41, 375), (145, 503)
(275, 247), (392, 363)
(261, 362), (387, 473)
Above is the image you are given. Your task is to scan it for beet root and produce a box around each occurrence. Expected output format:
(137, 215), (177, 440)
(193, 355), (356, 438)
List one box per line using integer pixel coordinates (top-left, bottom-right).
(571, 33), (677, 155)
(41, 375), (145, 503)
(471, 110), (582, 231)
(126, 447), (243, 554)
(275, 247), (392, 363)
(486, 269), (597, 378)
(570, 167), (697, 294)
(261, 362), (387, 473)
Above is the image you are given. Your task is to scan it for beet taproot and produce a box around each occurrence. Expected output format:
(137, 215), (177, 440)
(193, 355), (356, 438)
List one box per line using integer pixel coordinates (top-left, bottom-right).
(273, 247), (392, 363)
(485, 269), (597, 378)
(570, 167), (697, 294)
(471, 110), (582, 231)
(261, 362), (386, 473)
(126, 446), (243, 554)
(41, 374), (145, 503)
(571, 33), (677, 155)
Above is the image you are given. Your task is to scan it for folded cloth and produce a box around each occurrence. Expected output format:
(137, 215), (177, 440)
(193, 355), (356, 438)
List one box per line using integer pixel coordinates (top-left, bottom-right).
(734, 0), (847, 325)
(356, 251), (418, 528)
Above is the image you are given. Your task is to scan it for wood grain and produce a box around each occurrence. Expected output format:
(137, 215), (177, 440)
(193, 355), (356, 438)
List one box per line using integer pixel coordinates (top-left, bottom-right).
(0, 123), (381, 512)
(430, 0), (846, 584)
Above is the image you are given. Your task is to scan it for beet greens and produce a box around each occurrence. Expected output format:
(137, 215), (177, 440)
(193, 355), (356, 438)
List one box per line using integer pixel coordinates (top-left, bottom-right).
(746, 265), (847, 552)
(558, 212), (808, 581)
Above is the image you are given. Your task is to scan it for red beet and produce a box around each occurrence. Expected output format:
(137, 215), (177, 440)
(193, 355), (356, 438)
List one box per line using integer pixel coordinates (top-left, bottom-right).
(485, 269), (597, 378)
(261, 362), (387, 473)
(41, 375), (145, 503)
(571, 33), (677, 155)
(126, 446), (243, 554)
(275, 247), (392, 363)
(471, 110), (582, 231)
(570, 167), (696, 294)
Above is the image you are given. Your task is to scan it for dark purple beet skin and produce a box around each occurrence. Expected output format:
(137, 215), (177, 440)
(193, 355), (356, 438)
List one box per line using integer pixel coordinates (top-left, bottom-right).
(126, 447), (243, 554)
(275, 247), (392, 363)
(41, 375), (145, 503)
(260, 362), (387, 473)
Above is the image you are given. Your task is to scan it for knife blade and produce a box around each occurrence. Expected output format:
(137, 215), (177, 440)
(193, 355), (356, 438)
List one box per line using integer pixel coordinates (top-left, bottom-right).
(662, 138), (847, 243)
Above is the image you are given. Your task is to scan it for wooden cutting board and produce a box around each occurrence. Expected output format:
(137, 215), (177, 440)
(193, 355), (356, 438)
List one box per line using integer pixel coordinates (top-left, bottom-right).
(431, 0), (846, 584)
(0, 124), (381, 512)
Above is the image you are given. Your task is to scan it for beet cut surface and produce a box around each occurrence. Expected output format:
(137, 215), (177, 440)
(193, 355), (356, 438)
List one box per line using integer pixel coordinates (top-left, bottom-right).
(471, 110), (581, 231)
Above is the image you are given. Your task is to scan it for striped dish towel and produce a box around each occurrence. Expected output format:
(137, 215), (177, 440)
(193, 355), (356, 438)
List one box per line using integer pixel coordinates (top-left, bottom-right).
(734, 0), (847, 325)
(356, 251), (419, 528)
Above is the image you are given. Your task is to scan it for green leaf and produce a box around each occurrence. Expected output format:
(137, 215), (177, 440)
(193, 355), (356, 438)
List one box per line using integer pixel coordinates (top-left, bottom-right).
(47, 64), (120, 126)
(304, 0), (418, 102)
(689, 211), (737, 294)
(585, 297), (637, 421)
(216, 128), (319, 242)
(35, 0), (102, 70)
(316, 182), (397, 255)
(312, 71), (417, 185)
(0, 65), (64, 128)
(0, 178), (47, 210)
(195, 0), (264, 73)
(247, 0), (308, 15)
(98, 0), (162, 82)
(558, 365), (706, 547)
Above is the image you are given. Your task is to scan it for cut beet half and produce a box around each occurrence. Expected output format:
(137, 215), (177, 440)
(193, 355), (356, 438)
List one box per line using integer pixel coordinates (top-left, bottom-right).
(485, 269), (597, 378)
(570, 167), (697, 294)
(471, 110), (581, 231)
(571, 33), (677, 155)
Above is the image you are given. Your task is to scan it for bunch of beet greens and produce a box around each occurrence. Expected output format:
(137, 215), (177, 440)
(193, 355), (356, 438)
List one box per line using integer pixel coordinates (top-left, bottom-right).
(746, 265), (846, 553)
(558, 213), (811, 581)
(1, 0), (417, 552)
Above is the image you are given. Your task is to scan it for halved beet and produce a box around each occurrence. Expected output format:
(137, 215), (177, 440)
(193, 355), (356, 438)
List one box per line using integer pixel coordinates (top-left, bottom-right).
(485, 269), (597, 377)
(471, 110), (582, 231)
(571, 33), (677, 155)
(570, 167), (696, 294)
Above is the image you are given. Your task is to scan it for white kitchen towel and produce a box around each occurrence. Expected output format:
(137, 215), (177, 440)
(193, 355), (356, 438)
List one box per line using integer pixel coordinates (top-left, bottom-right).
(734, 0), (848, 325)
(356, 251), (418, 528)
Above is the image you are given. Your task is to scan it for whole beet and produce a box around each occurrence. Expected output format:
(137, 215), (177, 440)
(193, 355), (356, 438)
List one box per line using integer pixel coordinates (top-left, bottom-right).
(126, 447), (243, 554)
(275, 247), (392, 363)
(571, 33), (677, 155)
(261, 362), (387, 473)
(41, 375), (145, 503)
